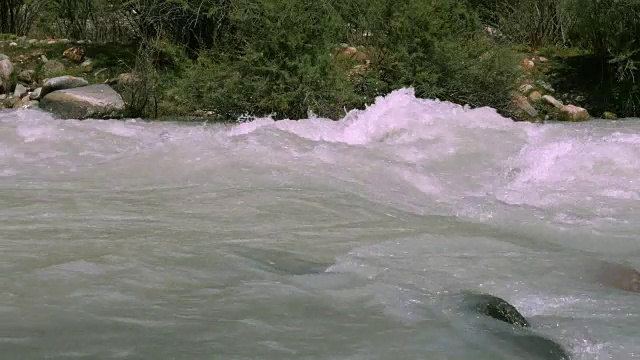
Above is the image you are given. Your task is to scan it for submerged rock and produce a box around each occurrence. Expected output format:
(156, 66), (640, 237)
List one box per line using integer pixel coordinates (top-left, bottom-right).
(456, 292), (571, 360)
(232, 247), (331, 275)
(460, 292), (530, 327)
(585, 261), (640, 293)
(40, 84), (125, 119)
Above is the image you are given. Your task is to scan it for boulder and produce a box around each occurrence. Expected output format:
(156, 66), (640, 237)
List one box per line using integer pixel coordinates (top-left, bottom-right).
(17, 69), (35, 83)
(40, 76), (89, 99)
(42, 60), (65, 77)
(542, 95), (563, 109)
(40, 84), (125, 119)
(0, 54), (13, 94)
(558, 104), (590, 122)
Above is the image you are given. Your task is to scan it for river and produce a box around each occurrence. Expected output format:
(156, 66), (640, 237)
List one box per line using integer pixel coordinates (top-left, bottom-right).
(1, 89), (638, 359)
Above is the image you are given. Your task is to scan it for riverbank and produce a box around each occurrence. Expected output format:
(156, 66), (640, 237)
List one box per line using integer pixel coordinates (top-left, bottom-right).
(0, 37), (629, 122)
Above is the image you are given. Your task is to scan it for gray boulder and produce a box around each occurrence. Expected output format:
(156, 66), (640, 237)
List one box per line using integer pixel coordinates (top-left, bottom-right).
(13, 83), (27, 98)
(17, 69), (35, 83)
(42, 60), (65, 77)
(40, 84), (125, 119)
(40, 76), (89, 99)
(0, 54), (14, 94)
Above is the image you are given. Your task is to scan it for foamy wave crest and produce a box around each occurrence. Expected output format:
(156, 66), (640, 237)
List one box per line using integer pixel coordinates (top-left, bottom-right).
(229, 88), (526, 145)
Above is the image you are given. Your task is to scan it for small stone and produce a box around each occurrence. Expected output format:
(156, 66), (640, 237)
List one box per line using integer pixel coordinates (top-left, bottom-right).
(518, 84), (534, 94)
(521, 58), (535, 70)
(13, 83), (27, 98)
(537, 56), (548, 63)
(534, 80), (555, 93)
(528, 91), (542, 102)
(29, 87), (42, 100)
(512, 94), (538, 118)
(9, 42), (17, 47)
(0, 94), (6, 100)
(602, 111), (618, 120)
(28, 39), (38, 44)
(40, 55), (48, 63)
(59, 39), (70, 44)
(542, 95), (563, 109)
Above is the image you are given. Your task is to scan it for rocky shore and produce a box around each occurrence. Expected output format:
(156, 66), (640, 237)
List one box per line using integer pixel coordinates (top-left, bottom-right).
(0, 37), (133, 119)
(0, 37), (625, 122)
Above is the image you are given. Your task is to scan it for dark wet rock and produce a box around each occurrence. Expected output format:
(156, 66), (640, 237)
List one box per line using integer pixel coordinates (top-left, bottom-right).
(40, 84), (125, 119)
(492, 328), (572, 360)
(456, 292), (571, 360)
(460, 292), (530, 327)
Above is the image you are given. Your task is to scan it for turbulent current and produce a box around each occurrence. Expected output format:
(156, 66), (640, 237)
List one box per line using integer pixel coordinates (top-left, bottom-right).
(1, 89), (639, 359)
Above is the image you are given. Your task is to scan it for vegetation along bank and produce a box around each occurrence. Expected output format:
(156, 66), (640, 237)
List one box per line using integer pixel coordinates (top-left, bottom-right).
(0, 0), (638, 122)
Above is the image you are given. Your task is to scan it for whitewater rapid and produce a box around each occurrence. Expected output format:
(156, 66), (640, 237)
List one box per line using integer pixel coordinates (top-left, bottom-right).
(1, 88), (639, 359)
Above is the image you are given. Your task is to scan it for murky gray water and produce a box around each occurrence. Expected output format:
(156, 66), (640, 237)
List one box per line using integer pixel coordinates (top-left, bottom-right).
(1, 89), (639, 359)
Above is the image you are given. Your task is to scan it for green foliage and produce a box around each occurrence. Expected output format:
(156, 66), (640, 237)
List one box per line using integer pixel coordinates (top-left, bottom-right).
(0, 33), (17, 40)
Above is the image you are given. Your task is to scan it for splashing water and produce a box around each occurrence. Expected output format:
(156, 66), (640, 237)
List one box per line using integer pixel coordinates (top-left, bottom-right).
(1, 89), (639, 359)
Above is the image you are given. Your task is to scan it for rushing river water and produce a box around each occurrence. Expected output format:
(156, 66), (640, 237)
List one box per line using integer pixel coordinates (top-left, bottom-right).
(1, 89), (639, 359)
